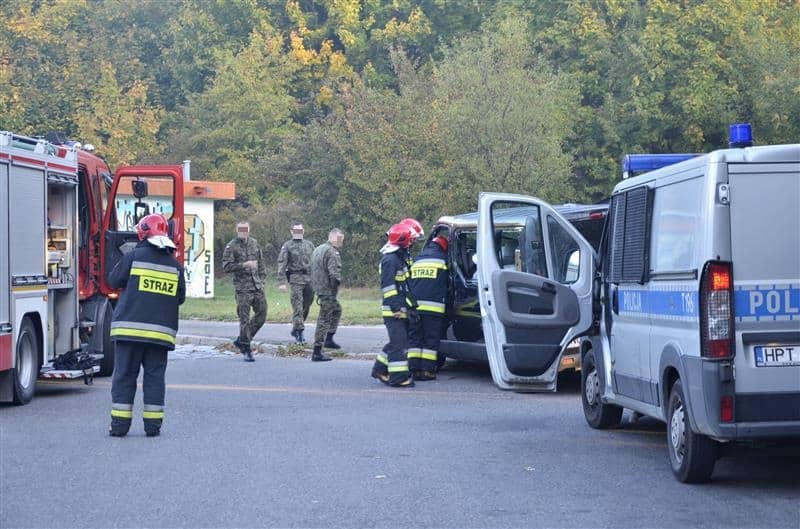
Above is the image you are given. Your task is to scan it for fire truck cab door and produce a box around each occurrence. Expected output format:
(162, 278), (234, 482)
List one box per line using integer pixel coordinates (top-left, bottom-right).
(99, 166), (184, 295)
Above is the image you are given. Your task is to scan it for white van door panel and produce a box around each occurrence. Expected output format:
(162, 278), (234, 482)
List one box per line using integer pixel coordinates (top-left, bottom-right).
(477, 193), (595, 392)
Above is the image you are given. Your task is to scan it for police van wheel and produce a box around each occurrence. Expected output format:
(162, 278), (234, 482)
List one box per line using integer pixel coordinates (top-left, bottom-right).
(667, 379), (717, 483)
(98, 305), (115, 377)
(581, 348), (622, 429)
(12, 318), (39, 405)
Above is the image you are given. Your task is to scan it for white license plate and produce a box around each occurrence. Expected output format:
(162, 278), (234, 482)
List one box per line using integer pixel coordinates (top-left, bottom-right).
(754, 345), (800, 367)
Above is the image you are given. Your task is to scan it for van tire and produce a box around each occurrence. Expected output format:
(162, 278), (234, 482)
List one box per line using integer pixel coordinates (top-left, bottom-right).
(12, 317), (39, 405)
(667, 379), (717, 483)
(581, 348), (623, 429)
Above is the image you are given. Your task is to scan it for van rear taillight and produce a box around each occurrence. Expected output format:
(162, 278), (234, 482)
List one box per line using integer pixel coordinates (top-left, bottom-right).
(700, 261), (735, 359)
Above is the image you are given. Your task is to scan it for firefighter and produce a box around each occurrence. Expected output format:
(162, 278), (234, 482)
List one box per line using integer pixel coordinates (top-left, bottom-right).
(371, 223), (415, 388)
(107, 213), (185, 437)
(407, 235), (449, 380)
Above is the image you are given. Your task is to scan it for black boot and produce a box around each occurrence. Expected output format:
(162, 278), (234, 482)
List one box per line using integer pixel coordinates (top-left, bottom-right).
(312, 345), (332, 362)
(242, 343), (255, 362)
(109, 418), (131, 437)
(324, 333), (341, 350)
(297, 330), (306, 344)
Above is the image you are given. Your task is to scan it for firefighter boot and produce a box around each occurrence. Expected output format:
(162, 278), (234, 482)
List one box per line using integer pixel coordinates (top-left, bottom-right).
(144, 418), (162, 437)
(312, 345), (332, 362)
(109, 417), (131, 437)
(324, 333), (341, 350)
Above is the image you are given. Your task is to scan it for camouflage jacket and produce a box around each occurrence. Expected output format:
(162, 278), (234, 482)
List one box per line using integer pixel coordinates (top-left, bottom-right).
(310, 242), (342, 296)
(222, 236), (267, 292)
(277, 238), (315, 285)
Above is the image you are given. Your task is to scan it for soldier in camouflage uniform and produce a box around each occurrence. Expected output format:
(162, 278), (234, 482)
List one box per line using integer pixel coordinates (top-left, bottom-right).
(309, 228), (345, 362)
(277, 223), (315, 344)
(222, 221), (267, 362)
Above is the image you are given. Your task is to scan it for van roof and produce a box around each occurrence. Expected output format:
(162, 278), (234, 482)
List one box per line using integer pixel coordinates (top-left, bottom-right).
(437, 202), (609, 229)
(614, 143), (800, 193)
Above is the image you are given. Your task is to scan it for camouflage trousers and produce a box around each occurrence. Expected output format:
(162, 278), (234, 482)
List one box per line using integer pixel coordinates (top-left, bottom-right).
(313, 294), (341, 347)
(235, 289), (267, 345)
(289, 282), (314, 332)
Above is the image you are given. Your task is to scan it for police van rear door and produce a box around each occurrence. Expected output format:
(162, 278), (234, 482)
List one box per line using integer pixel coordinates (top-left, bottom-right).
(477, 193), (596, 392)
(728, 145), (800, 416)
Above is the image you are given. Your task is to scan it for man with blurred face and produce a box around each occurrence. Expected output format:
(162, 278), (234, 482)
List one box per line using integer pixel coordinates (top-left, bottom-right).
(277, 223), (315, 344)
(309, 229), (345, 361)
(222, 221), (267, 362)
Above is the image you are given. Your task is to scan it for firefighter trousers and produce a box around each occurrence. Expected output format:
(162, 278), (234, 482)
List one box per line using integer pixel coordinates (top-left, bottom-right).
(408, 312), (445, 374)
(372, 316), (411, 385)
(110, 341), (168, 432)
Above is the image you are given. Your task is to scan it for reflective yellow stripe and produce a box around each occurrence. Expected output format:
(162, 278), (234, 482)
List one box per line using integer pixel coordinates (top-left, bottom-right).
(394, 273), (407, 281)
(111, 409), (133, 419)
(381, 311), (407, 318)
(130, 267), (179, 281)
(110, 327), (176, 344)
(376, 353), (388, 365)
(388, 365), (409, 373)
(407, 350), (423, 359)
(417, 303), (446, 314)
(383, 289), (398, 298)
(421, 352), (438, 361)
(143, 411), (164, 419)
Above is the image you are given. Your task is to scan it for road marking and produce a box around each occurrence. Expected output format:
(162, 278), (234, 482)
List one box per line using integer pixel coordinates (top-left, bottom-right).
(92, 380), (521, 401)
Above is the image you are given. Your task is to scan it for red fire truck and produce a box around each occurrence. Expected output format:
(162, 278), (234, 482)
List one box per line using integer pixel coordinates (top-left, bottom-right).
(0, 131), (185, 404)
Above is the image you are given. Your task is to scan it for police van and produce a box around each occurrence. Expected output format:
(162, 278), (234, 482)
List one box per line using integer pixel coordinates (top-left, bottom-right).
(475, 124), (799, 482)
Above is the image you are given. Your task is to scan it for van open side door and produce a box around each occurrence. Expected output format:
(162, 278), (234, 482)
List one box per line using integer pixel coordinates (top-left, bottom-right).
(477, 193), (596, 392)
(99, 165), (185, 296)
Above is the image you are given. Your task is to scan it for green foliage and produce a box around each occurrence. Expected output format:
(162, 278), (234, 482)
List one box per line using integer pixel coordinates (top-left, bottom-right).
(267, 18), (578, 283)
(2, 0), (798, 283)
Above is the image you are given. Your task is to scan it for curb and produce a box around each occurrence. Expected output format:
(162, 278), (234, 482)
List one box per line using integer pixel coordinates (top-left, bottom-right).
(176, 334), (376, 360)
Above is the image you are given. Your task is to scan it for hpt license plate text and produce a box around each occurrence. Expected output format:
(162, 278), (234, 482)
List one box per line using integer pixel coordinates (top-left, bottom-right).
(754, 345), (800, 367)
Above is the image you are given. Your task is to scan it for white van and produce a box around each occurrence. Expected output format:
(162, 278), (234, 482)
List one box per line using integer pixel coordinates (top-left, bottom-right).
(476, 128), (800, 482)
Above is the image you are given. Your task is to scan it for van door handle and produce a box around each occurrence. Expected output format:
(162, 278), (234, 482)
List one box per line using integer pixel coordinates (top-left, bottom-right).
(541, 282), (556, 295)
(0, 323), (11, 333)
(611, 287), (619, 315)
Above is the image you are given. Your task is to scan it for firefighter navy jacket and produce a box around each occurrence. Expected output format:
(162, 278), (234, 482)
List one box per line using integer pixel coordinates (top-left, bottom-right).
(408, 240), (449, 315)
(108, 240), (186, 350)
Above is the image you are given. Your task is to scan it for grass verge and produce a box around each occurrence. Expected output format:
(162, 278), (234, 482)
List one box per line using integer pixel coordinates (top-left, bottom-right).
(182, 277), (383, 325)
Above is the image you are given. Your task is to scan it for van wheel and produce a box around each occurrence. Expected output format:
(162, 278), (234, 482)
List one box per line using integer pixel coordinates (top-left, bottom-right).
(98, 304), (115, 377)
(667, 379), (717, 483)
(12, 318), (39, 405)
(581, 348), (622, 429)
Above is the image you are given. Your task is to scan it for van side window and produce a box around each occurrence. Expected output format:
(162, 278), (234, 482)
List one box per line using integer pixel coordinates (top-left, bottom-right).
(650, 178), (702, 273)
(607, 187), (649, 283)
(547, 216), (580, 284)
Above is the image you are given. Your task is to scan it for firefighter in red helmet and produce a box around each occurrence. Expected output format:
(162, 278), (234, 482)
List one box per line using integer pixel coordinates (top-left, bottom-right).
(407, 235), (449, 380)
(371, 223), (416, 387)
(107, 213), (185, 437)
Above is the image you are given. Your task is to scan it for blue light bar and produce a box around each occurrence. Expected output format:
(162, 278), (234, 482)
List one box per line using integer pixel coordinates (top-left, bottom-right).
(729, 123), (753, 148)
(621, 154), (697, 179)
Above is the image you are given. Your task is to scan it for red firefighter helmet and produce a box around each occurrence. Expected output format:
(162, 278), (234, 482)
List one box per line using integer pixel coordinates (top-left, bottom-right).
(136, 213), (175, 249)
(432, 235), (448, 253)
(381, 223), (414, 254)
(400, 218), (424, 240)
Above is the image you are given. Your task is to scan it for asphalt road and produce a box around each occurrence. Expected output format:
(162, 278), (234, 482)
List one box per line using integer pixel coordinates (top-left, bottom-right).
(2, 350), (798, 529)
(179, 319), (385, 354)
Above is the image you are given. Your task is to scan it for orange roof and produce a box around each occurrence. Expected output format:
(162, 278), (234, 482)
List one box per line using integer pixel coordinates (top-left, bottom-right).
(118, 180), (236, 200)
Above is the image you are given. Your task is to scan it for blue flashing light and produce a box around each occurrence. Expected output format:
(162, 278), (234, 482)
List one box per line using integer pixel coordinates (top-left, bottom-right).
(729, 123), (753, 148)
(621, 154), (697, 179)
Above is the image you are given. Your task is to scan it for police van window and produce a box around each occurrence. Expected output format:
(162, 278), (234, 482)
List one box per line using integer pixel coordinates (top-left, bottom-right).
(650, 178), (702, 273)
(547, 216), (580, 284)
(607, 187), (649, 283)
